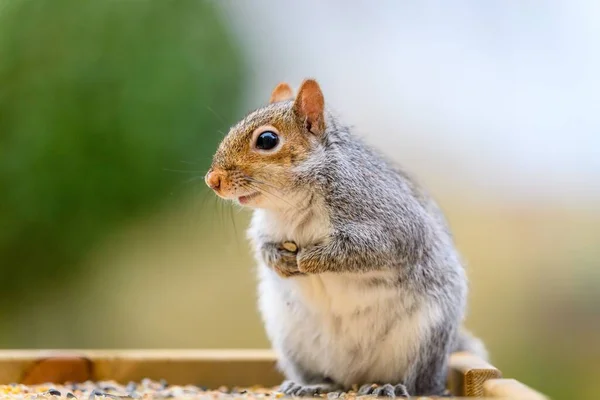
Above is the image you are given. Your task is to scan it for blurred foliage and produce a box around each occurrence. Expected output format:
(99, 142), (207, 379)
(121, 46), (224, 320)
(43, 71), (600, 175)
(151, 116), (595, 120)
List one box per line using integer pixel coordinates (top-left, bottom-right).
(0, 0), (245, 319)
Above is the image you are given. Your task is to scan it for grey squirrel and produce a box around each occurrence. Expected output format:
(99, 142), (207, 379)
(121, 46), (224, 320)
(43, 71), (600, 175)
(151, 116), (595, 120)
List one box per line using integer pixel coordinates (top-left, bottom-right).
(205, 79), (487, 397)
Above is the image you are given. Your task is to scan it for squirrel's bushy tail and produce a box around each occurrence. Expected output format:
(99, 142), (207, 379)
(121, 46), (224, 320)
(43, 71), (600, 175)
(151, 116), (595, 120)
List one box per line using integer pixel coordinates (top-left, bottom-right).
(452, 328), (489, 361)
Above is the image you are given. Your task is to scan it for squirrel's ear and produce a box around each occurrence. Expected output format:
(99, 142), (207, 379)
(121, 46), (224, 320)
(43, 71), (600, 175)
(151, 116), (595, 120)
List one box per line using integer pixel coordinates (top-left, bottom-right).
(293, 79), (325, 135)
(269, 82), (294, 104)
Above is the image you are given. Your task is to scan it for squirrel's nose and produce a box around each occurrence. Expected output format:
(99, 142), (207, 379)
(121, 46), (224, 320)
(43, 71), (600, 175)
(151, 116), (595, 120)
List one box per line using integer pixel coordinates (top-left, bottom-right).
(205, 169), (222, 191)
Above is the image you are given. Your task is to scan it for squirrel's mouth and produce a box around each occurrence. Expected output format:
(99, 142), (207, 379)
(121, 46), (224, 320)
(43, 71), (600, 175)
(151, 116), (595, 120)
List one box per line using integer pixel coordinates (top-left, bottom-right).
(238, 191), (261, 205)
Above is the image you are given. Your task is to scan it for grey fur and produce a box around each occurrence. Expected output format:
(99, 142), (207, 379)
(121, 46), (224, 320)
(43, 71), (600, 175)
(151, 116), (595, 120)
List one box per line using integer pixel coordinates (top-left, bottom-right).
(286, 110), (475, 395)
(218, 98), (487, 397)
(334, 116), (477, 391)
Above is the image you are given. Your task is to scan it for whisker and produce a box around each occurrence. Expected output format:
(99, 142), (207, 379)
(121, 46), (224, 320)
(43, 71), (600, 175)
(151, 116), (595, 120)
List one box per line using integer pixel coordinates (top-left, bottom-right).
(245, 176), (283, 192)
(163, 168), (207, 174)
(243, 176), (286, 197)
(186, 184), (214, 239)
(198, 187), (213, 217)
(184, 175), (205, 184)
(207, 106), (226, 124)
(205, 194), (216, 234)
(228, 202), (240, 252)
(246, 182), (293, 207)
(219, 196), (227, 234)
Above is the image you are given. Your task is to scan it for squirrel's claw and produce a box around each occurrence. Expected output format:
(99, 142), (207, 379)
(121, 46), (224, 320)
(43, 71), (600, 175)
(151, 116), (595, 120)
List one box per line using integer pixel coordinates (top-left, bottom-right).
(357, 383), (409, 398)
(279, 380), (341, 397)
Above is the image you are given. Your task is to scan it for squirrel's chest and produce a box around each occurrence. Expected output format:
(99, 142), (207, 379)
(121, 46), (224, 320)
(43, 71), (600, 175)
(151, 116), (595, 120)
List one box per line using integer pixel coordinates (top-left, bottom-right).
(249, 207), (330, 246)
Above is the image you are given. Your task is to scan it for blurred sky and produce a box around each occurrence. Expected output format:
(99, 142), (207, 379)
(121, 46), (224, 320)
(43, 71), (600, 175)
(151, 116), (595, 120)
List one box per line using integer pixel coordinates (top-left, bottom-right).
(219, 0), (600, 204)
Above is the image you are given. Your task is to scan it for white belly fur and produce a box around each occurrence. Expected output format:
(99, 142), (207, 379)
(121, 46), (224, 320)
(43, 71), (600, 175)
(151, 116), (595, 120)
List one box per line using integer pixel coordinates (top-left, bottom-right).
(257, 264), (443, 387)
(250, 207), (443, 387)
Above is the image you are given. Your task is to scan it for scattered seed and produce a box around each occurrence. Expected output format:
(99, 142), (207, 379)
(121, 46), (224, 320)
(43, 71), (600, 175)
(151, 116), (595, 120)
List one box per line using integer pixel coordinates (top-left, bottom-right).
(141, 378), (152, 388)
(0, 379), (380, 399)
(89, 389), (105, 398)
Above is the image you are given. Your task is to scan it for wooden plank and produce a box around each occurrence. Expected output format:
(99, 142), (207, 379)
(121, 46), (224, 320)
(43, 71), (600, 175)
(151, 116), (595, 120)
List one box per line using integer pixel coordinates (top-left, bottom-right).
(448, 352), (502, 397)
(483, 379), (548, 400)
(0, 349), (545, 399)
(0, 350), (283, 388)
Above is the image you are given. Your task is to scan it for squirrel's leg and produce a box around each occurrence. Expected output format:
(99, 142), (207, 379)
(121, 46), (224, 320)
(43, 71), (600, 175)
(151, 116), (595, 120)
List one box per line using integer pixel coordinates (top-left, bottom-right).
(355, 321), (456, 398)
(260, 241), (303, 278)
(279, 379), (343, 397)
(277, 359), (343, 396)
(403, 321), (455, 397)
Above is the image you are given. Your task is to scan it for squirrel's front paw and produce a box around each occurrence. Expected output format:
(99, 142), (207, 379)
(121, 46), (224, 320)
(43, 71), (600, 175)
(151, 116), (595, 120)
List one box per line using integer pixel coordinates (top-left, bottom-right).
(265, 241), (302, 278)
(273, 253), (301, 278)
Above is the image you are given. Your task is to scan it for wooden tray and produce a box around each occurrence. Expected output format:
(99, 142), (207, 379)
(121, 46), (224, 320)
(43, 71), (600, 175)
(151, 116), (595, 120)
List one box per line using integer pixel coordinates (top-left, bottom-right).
(0, 350), (547, 399)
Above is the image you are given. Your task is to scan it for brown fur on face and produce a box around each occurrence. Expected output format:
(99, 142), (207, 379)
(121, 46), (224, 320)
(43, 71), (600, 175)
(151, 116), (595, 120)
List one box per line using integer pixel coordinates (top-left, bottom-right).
(206, 79), (326, 206)
(206, 101), (311, 203)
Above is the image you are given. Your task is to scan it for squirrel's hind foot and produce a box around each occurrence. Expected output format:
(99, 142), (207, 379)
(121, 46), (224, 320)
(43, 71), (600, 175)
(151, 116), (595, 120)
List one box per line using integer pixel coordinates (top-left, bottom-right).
(357, 383), (409, 398)
(279, 380), (342, 397)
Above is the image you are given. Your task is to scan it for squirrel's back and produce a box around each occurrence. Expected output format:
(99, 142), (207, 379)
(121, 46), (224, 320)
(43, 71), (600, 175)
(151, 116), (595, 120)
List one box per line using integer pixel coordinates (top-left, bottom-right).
(295, 113), (459, 275)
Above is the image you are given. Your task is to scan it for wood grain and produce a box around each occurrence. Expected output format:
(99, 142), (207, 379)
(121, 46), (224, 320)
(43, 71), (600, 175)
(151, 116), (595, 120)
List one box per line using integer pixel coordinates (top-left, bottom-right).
(483, 379), (548, 400)
(448, 352), (502, 397)
(0, 350), (282, 388)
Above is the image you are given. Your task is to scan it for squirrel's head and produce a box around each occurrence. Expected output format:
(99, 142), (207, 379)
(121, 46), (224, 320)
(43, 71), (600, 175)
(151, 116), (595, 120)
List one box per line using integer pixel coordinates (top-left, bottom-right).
(205, 79), (326, 209)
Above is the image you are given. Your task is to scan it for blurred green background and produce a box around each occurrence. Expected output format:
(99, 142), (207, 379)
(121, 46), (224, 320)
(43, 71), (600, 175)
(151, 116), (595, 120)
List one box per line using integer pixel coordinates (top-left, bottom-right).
(0, 1), (598, 400)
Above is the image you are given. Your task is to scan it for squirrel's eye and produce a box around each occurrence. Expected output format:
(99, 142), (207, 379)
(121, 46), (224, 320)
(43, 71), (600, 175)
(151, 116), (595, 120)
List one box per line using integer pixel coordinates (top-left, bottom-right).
(255, 131), (279, 151)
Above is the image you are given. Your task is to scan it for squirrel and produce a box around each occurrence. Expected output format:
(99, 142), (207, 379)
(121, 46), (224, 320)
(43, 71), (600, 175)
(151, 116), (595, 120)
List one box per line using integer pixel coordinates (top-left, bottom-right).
(205, 79), (487, 397)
